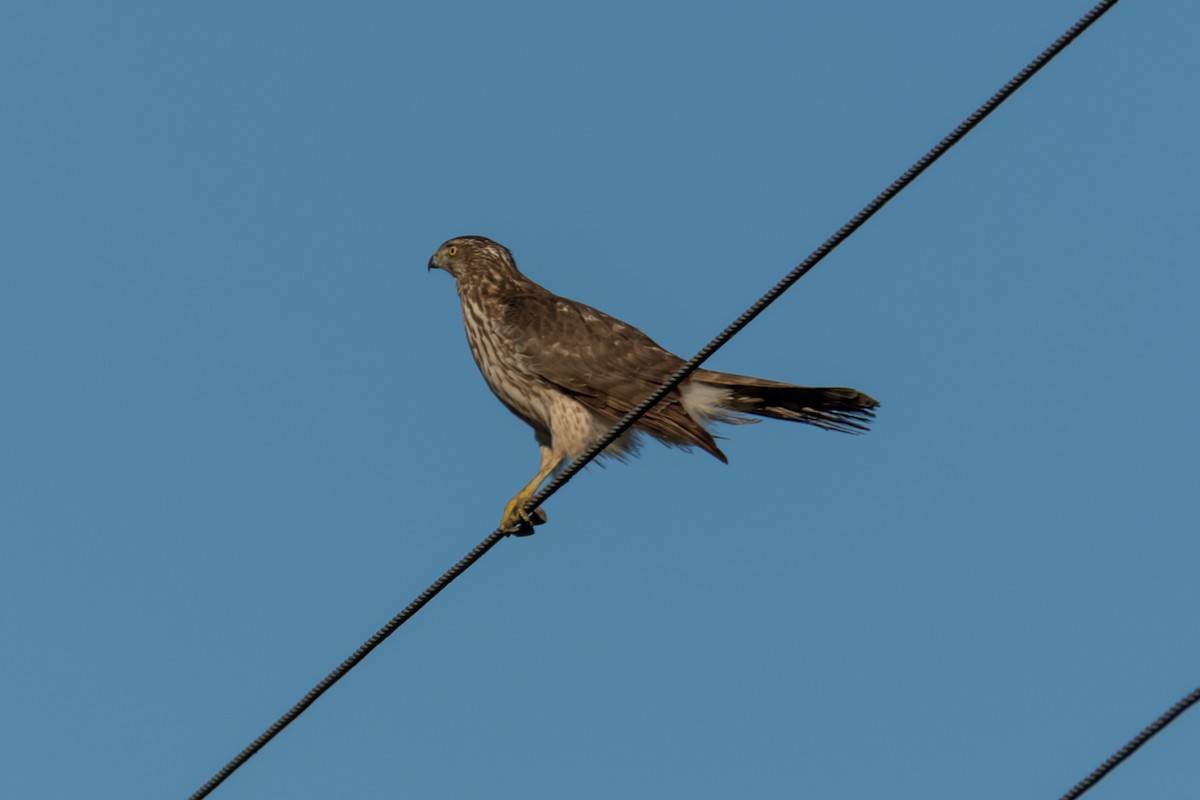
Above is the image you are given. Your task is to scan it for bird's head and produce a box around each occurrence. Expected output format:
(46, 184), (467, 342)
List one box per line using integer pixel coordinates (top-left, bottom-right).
(427, 236), (517, 282)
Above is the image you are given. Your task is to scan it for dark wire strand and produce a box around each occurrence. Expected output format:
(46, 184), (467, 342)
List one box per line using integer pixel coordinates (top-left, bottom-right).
(186, 530), (507, 800)
(525, 0), (1120, 518)
(1057, 686), (1200, 800)
(189, 2), (1121, 797)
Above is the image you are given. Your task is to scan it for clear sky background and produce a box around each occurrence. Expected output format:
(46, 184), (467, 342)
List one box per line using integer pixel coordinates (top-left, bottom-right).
(2, 2), (1197, 798)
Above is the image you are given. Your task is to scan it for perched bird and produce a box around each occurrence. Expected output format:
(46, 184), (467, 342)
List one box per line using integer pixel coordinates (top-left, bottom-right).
(428, 235), (878, 534)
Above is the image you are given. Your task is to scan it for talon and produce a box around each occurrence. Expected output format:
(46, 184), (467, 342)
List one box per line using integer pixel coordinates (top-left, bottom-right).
(500, 494), (547, 536)
(498, 447), (562, 536)
(508, 518), (536, 537)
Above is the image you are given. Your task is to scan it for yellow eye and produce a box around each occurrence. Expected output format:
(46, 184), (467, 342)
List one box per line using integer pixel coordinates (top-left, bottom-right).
(448, 245), (458, 256)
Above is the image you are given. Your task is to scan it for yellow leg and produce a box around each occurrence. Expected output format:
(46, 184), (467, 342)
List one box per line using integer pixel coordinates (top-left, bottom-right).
(500, 446), (564, 534)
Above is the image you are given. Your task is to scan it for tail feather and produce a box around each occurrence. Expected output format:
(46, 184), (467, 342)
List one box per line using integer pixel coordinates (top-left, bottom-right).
(694, 370), (879, 435)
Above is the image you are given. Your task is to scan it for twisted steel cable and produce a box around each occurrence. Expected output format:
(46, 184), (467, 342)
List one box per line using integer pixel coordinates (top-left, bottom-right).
(189, 2), (1124, 796)
(526, 0), (1120, 518)
(1057, 686), (1200, 800)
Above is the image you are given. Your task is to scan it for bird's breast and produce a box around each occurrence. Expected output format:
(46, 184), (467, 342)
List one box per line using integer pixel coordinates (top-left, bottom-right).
(459, 295), (551, 430)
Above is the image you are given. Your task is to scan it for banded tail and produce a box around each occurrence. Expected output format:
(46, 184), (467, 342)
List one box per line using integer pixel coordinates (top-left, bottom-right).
(695, 370), (879, 435)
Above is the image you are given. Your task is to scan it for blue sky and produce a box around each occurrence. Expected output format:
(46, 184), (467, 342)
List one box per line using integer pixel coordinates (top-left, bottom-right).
(3, 2), (1197, 798)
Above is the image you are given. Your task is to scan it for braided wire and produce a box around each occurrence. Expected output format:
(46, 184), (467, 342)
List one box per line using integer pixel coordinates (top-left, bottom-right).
(186, 531), (507, 800)
(524, 0), (1120, 519)
(1057, 686), (1200, 800)
(188, 2), (1122, 796)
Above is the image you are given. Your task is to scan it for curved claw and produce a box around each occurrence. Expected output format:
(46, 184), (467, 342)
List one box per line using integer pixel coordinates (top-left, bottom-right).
(500, 494), (548, 536)
(500, 448), (563, 536)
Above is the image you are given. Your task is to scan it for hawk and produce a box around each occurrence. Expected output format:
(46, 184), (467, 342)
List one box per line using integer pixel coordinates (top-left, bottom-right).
(428, 235), (878, 534)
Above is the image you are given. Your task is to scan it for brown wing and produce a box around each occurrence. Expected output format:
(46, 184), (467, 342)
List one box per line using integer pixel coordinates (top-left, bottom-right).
(499, 291), (727, 461)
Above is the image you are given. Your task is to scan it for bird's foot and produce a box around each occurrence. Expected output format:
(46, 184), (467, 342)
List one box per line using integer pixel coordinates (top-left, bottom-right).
(500, 493), (547, 537)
